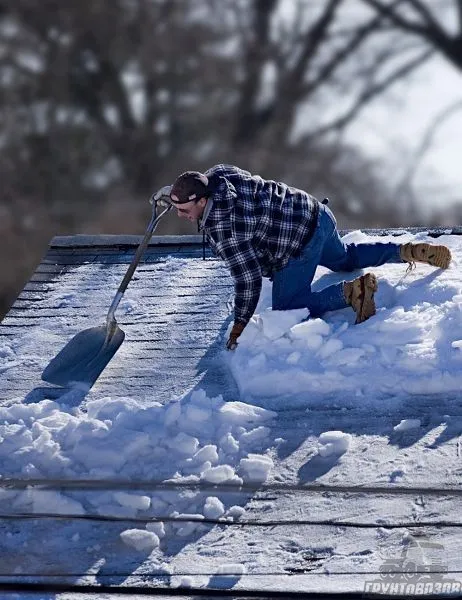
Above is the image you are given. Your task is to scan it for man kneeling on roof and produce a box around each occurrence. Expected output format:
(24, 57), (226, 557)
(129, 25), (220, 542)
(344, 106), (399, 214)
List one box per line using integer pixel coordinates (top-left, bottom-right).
(158, 164), (451, 350)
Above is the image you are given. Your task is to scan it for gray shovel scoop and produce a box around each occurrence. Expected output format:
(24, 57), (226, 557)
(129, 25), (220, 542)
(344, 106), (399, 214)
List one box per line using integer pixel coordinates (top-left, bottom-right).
(42, 194), (173, 389)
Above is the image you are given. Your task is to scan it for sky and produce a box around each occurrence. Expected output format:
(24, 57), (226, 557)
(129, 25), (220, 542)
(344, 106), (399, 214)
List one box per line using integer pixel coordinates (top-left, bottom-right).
(285, 0), (462, 211)
(1, 230), (462, 595)
(348, 47), (462, 208)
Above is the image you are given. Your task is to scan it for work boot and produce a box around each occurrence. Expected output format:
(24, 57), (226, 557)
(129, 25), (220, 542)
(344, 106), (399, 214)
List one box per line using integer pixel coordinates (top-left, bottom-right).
(400, 242), (451, 270)
(344, 273), (378, 324)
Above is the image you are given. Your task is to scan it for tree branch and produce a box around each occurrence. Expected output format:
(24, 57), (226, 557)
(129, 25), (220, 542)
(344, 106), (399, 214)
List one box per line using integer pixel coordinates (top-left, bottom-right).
(231, 0), (277, 146)
(288, 0), (344, 88)
(304, 47), (433, 140)
(394, 98), (462, 195)
(300, 11), (389, 100)
(362, 0), (462, 69)
(361, 0), (431, 35)
(406, 0), (447, 36)
(458, 0), (462, 31)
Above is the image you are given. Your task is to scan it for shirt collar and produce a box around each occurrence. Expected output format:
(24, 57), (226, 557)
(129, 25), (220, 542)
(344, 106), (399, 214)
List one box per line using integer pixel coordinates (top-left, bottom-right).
(199, 197), (214, 229)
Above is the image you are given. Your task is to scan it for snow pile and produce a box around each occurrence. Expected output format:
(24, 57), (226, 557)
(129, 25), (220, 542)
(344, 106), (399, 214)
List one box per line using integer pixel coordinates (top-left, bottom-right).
(0, 390), (276, 533)
(316, 431), (351, 457)
(229, 232), (462, 404)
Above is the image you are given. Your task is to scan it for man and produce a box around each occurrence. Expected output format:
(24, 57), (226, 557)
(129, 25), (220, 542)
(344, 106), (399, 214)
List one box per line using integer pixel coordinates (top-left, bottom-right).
(164, 164), (451, 350)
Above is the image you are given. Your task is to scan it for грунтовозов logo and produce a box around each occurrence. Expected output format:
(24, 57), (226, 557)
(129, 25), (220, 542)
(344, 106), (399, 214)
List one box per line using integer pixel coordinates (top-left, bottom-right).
(364, 536), (461, 595)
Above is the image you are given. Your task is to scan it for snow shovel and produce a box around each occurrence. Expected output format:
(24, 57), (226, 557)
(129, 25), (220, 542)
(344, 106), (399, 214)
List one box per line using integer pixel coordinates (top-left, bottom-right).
(42, 194), (173, 389)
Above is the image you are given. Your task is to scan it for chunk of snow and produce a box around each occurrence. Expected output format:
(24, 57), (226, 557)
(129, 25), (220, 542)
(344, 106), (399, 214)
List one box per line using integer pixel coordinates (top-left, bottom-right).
(317, 338), (343, 358)
(290, 318), (330, 340)
(166, 432), (199, 455)
(164, 401), (181, 426)
(113, 492), (151, 511)
(32, 490), (85, 516)
(239, 426), (270, 445)
(192, 444), (219, 464)
(317, 431), (351, 457)
(393, 419), (421, 432)
(184, 404), (211, 423)
(227, 505), (246, 520)
(120, 529), (160, 551)
(204, 496), (225, 519)
(146, 521), (165, 538)
(219, 402), (276, 425)
(201, 465), (236, 483)
(172, 514), (204, 537)
(219, 433), (239, 454)
(239, 453), (273, 482)
(241, 308), (308, 343)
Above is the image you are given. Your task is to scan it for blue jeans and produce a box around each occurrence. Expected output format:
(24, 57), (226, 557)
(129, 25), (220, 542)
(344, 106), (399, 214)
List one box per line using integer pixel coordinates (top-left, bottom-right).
(272, 203), (402, 317)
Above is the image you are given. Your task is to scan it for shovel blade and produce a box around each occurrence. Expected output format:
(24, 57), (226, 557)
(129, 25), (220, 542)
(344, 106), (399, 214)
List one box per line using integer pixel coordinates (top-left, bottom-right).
(42, 325), (125, 388)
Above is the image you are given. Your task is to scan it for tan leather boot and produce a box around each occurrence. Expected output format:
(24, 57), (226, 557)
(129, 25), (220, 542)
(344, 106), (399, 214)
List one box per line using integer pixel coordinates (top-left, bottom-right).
(344, 273), (378, 324)
(400, 242), (451, 270)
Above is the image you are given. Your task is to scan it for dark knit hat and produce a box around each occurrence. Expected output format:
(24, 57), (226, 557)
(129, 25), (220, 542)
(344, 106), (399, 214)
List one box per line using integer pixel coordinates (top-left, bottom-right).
(170, 171), (209, 204)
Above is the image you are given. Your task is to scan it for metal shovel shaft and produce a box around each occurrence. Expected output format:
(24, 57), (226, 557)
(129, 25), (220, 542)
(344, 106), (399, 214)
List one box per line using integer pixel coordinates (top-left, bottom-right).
(106, 202), (172, 326)
(42, 202), (172, 388)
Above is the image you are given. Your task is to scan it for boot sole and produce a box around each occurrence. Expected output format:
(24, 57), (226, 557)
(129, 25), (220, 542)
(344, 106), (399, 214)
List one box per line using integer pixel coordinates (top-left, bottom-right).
(403, 243), (452, 269)
(356, 273), (378, 324)
(426, 246), (451, 269)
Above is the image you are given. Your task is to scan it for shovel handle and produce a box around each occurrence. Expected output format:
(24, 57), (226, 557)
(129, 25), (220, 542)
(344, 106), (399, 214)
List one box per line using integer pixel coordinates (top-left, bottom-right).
(106, 203), (172, 325)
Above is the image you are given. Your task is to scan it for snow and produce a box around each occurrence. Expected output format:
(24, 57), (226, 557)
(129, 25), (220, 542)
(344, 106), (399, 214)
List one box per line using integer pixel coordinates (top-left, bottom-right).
(203, 496), (225, 519)
(317, 431), (351, 457)
(113, 491), (151, 511)
(120, 529), (160, 551)
(393, 418), (421, 433)
(228, 231), (462, 406)
(216, 563), (247, 575)
(2, 230), (462, 594)
(239, 453), (274, 481)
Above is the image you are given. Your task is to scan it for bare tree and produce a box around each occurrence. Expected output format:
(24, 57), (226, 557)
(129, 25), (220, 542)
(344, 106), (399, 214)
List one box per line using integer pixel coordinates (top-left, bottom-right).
(394, 99), (462, 196)
(0, 0), (434, 196)
(360, 0), (462, 71)
(227, 0), (433, 172)
(0, 0), (450, 318)
(359, 0), (462, 208)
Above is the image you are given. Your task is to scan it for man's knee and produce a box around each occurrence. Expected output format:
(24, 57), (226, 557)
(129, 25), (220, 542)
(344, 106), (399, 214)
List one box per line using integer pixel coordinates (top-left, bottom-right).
(272, 294), (307, 311)
(272, 297), (290, 311)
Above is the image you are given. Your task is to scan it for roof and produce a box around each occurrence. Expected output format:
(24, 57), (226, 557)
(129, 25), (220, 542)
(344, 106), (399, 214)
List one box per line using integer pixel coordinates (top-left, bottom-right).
(1, 228), (462, 599)
(0, 234), (238, 404)
(2, 227), (459, 403)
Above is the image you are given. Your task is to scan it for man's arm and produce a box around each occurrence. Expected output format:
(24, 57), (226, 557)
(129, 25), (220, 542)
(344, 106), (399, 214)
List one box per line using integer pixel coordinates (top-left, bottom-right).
(214, 238), (262, 348)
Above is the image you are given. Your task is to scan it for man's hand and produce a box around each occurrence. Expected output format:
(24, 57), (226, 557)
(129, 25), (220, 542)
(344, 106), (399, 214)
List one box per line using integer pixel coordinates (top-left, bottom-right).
(150, 185), (172, 205)
(226, 322), (246, 350)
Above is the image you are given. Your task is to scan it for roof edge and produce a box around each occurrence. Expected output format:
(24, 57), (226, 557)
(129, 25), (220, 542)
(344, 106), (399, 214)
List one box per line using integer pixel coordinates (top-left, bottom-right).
(50, 227), (461, 249)
(50, 234), (204, 248)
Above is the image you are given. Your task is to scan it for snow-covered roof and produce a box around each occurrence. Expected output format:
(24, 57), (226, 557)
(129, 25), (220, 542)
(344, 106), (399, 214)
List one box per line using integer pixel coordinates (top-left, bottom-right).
(0, 234), (237, 403)
(2, 229), (462, 598)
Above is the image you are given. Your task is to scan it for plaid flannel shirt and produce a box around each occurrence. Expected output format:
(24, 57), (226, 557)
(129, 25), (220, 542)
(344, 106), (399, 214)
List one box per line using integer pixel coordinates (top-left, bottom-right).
(200, 164), (319, 326)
